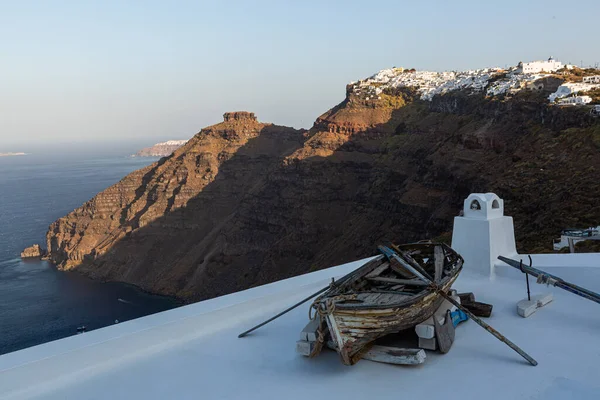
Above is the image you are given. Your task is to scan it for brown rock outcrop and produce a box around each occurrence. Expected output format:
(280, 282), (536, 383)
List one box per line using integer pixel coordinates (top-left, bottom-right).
(223, 111), (257, 122)
(21, 244), (45, 259)
(46, 90), (600, 302)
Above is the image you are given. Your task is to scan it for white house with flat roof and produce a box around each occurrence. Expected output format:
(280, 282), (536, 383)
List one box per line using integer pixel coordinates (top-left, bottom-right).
(583, 75), (600, 84)
(517, 57), (563, 74)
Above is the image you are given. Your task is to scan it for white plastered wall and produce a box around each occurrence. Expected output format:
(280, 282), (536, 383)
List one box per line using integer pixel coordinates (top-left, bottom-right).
(451, 193), (517, 278)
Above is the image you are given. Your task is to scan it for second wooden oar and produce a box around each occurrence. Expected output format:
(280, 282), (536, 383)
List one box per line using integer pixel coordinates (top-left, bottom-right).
(498, 255), (600, 305)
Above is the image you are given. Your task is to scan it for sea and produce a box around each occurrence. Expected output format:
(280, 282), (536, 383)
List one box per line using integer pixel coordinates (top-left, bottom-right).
(0, 151), (181, 356)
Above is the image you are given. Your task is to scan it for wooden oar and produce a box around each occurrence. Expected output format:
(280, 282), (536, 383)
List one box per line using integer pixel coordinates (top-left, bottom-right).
(238, 286), (330, 338)
(238, 256), (385, 338)
(379, 245), (538, 366)
(434, 288), (537, 366)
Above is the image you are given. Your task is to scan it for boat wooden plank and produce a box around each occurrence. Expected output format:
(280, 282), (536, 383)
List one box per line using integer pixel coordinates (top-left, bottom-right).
(328, 256), (386, 296)
(325, 314), (344, 352)
(389, 261), (416, 279)
(365, 262), (389, 279)
(355, 292), (383, 302)
(342, 293), (412, 308)
(326, 341), (426, 365)
(366, 277), (428, 286)
(375, 293), (405, 305)
(434, 245), (444, 283)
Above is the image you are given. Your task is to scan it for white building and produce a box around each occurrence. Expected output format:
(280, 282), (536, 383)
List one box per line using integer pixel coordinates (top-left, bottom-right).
(557, 96), (592, 106)
(583, 75), (600, 84)
(517, 57), (563, 74)
(553, 227), (600, 250)
(549, 82), (598, 102)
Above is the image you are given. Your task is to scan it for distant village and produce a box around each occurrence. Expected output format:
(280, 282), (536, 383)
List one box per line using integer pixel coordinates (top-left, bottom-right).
(351, 58), (600, 114)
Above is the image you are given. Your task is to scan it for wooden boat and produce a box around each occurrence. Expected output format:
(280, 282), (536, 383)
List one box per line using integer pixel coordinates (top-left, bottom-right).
(310, 242), (463, 365)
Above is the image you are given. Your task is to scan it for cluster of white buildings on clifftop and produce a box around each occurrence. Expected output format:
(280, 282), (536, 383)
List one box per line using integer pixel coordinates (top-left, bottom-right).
(349, 57), (598, 107)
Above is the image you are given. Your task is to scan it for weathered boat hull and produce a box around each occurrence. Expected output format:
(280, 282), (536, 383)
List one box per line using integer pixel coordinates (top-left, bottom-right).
(325, 273), (459, 365)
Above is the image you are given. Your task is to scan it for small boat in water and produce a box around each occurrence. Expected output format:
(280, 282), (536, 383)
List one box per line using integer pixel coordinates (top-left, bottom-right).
(310, 242), (463, 365)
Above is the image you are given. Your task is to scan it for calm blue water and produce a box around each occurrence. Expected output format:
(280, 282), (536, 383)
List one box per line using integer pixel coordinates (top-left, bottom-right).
(0, 153), (181, 355)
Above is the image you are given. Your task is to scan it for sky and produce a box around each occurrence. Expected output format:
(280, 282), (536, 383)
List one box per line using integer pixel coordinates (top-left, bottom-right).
(1, 0), (599, 151)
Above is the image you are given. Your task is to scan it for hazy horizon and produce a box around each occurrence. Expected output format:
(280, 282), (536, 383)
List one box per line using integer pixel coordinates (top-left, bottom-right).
(2, 0), (599, 151)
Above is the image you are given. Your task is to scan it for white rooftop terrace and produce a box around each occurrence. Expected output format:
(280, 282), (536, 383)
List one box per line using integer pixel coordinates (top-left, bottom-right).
(1, 194), (600, 400)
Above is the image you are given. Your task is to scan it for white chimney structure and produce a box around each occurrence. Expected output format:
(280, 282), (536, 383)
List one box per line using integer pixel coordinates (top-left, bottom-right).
(451, 193), (517, 278)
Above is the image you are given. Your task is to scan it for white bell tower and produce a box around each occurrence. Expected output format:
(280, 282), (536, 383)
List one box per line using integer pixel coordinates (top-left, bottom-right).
(451, 193), (517, 278)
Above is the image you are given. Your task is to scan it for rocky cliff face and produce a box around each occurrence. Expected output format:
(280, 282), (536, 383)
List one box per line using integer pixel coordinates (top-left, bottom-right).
(46, 91), (600, 302)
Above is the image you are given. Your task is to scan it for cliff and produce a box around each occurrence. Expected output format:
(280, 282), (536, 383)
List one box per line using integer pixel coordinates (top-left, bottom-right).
(135, 140), (189, 157)
(46, 70), (600, 302)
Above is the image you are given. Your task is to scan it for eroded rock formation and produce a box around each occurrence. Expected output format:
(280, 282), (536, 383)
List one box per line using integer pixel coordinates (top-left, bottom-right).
(21, 244), (44, 259)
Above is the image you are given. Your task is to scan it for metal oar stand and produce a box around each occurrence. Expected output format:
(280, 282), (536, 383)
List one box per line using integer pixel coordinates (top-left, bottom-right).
(514, 256), (553, 318)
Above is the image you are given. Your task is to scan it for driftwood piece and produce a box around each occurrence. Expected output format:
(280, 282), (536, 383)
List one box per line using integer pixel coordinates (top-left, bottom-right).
(457, 292), (475, 303)
(326, 341), (426, 365)
(296, 340), (317, 356)
(462, 301), (493, 318)
(433, 310), (455, 354)
(299, 319), (321, 342)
